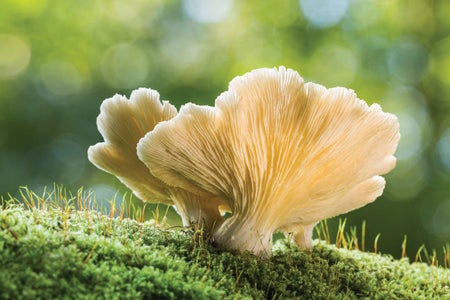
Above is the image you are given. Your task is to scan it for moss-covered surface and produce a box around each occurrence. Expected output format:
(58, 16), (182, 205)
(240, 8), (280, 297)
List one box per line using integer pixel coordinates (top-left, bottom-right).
(1, 202), (449, 299)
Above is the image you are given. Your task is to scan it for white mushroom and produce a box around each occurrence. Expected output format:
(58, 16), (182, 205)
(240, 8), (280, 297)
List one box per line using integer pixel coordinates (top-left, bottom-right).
(137, 67), (400, 256)
(88, 88), (226, 230)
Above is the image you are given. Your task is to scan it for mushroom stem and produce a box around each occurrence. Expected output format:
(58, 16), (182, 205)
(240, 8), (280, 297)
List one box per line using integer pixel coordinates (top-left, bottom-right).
(168, 189), (224, 233)
(283, 223), (317, 249)
(213, 215), (274, 257)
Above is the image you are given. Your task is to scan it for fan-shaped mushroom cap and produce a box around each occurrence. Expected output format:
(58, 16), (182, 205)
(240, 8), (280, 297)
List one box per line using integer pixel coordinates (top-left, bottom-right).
(88, 88), (177, 204)
(137, 67), (400, 256)
(88, 88), (225, 230)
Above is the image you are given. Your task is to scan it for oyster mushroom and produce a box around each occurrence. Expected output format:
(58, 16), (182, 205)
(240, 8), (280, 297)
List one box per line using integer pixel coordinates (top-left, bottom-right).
(88, 88), (225, 230)
(137, 67), (400, 256)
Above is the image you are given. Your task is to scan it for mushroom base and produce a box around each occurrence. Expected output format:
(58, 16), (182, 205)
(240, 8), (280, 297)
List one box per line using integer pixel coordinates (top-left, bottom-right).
(282, 223), (317, 250)
(212, 216), (274, 257)
(169, 189), (224, 233)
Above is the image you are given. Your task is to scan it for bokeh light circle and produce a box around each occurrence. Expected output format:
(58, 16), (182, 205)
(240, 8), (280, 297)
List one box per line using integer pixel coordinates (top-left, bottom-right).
(388, 41), (429, 84)
(182, 0), (233, 24)
(299, 0), (350, 28)
(0, 34), (31, 79)
(39, 60), (85, 99)
(100, 43), (150, 89)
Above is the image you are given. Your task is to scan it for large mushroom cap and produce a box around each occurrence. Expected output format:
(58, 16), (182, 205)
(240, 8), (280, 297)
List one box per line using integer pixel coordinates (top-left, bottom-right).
(138, 67), (400, 256)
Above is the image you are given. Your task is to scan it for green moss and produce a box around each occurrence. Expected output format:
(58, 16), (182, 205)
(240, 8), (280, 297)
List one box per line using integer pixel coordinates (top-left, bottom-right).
(1, 202), (449, 299)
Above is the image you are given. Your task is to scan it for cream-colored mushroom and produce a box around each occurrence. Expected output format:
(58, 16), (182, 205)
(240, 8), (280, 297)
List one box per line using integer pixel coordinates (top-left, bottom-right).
(88, 88), (225, 230)
(137, 67), (400, 256)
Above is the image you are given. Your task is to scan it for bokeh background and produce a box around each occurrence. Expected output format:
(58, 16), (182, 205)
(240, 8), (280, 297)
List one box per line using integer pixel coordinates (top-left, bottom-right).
(1, 0), (449, 260)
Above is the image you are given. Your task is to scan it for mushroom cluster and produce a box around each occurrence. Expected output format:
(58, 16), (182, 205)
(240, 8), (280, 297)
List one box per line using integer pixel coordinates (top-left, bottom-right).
(89, 67), (400, 257)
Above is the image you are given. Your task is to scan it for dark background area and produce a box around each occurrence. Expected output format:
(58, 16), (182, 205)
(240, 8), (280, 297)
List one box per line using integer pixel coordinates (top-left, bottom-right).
(1, 0), (449, 260)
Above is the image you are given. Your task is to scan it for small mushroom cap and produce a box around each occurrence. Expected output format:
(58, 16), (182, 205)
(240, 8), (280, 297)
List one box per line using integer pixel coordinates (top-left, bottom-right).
(89, 88), (229, 230)
(88, 88), (177, 204)
(138, 67), (400, 255)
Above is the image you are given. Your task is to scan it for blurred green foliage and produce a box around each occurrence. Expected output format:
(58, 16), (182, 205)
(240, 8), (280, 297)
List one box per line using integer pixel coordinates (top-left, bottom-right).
(0, 0), (449, 259)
